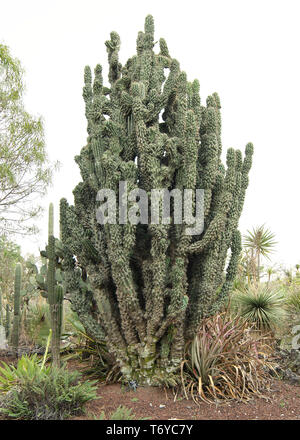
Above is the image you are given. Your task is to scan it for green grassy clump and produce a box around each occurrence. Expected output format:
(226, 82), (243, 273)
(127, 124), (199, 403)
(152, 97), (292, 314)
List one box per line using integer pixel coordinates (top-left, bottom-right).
(0, 354), (97, 420)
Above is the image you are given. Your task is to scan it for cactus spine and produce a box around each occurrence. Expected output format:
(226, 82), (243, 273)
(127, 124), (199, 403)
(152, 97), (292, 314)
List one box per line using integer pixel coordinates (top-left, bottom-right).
(11, 263), (22, 354)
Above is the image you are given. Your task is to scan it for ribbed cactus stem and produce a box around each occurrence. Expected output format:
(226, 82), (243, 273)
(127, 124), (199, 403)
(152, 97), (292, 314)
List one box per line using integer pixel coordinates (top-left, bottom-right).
(48, 202), (54, 237)
(11, 263), (22, 354)
(5, 304), (10, 339)
(48, 234), (62, 367)
(0, 287), (2, 326)
(36, 203), (65, 366)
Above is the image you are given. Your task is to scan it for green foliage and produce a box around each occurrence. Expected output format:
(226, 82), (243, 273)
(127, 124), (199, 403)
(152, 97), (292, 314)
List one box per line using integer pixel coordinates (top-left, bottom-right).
(59, 15), (253, 385)
(0, 356), (97, 420)
(95, 405), (148, 420)
(231, 284), (286, 331)
(46, 204), (64, 367)
(182, 313), (273, 402)
(0, 44), (57, 235)
(0, 44), (23, 107)
(287, 291), (300, 313)
(284, 276), (300, 313)
(0, 354), (50, 392)
(25, 302), (51, 346)
(63, 311), (116, 381)
(243, 225), (277, 258)
(32, 204), (65, 365)
(0, 235), (22, 305)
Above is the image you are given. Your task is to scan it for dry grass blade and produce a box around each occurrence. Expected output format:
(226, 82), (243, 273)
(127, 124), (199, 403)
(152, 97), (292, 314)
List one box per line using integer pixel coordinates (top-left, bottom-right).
(181, 312), (274, 404)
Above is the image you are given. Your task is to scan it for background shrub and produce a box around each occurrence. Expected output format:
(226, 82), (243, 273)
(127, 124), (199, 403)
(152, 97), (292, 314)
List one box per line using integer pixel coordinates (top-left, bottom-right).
(0, 355), (97, 420)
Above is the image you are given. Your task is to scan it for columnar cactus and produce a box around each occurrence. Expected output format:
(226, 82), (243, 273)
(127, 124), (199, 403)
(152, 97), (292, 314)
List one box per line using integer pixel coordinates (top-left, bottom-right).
(34, 203), (64, 366)
(45, 203), (64, 367)
(47, 234), (63, 367)
(11, 263), (22, 353)
(0, 287), (2, 326)
(5, 304), (10, 339)
(60, 16), (253, 385)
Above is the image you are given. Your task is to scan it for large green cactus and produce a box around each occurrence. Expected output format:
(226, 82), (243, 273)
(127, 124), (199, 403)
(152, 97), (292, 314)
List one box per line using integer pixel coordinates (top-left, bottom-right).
(60, 16), (253, 385)
(11, 263), (22, 354)
(47, 234), (63, 367)
(46, 204), (64, 367)
(35, 203), (64, 366)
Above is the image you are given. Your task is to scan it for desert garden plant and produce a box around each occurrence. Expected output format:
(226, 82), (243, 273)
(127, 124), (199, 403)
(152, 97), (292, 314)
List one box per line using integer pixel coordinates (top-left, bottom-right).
(284, 276), (300, 314)
(95, 405), (149, 420)
(287, 290), (300, 313)
(11, 262), (22, 353)
(181, 312), (273, 403)
(62, 312), (117, 381)
(0, 334), (98, 420)
(31, 203), (65, 366)
(24, 302), (51, 346)
(59, 15), (254, 386)
(231, 284), (286, 331)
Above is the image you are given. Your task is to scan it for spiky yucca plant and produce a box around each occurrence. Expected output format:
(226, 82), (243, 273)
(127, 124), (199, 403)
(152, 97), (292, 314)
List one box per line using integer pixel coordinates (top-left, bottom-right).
(231, 284), (286, 331)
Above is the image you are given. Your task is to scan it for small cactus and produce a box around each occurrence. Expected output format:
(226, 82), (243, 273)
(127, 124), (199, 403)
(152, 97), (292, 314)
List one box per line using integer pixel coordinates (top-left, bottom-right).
(0, 287), (2, 326)
(11, 263), (22, 354)
(5, 304), (10, 339)
(37, 203), (64, 367)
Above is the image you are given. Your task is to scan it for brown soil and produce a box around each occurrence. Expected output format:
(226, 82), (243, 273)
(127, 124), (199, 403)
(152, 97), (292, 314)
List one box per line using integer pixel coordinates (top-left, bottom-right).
(73, 379), (300, 420)
(1, 355), (300, 420)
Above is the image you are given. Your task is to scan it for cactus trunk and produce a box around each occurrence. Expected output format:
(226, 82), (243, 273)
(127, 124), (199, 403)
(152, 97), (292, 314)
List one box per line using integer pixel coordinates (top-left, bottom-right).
(5, 304), (10, 339)
(46, 204), (63, 368)
(0, 288), (2, 326)
(11, 263), (22, 354)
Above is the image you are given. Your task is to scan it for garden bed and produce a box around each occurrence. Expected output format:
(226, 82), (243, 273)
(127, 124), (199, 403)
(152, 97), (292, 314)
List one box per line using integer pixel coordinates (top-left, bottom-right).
(1, 353), (300, 420)
(72, 379), (300, 420)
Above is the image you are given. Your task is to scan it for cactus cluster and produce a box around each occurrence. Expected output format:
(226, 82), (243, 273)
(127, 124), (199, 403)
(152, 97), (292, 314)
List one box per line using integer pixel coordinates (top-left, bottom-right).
(59, 16), (253, 385)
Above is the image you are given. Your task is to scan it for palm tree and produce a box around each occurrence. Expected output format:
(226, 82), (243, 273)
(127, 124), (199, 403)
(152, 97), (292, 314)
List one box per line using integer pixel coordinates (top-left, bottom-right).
(243, 225), (277, 283)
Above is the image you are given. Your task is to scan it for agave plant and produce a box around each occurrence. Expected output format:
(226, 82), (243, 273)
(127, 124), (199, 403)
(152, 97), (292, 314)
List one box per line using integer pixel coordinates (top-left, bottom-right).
(182, 313), (272, 403)
(231, 284), (286, 331)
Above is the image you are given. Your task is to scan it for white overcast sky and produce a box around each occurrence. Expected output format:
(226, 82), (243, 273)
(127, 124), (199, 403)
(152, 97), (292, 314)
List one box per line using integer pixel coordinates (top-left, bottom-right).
(1, 0), (300, 269)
